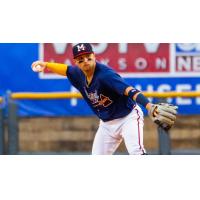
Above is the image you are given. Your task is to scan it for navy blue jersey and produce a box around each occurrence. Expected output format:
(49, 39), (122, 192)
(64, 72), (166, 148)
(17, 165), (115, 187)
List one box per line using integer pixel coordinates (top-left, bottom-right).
(67, 62), (136, 121)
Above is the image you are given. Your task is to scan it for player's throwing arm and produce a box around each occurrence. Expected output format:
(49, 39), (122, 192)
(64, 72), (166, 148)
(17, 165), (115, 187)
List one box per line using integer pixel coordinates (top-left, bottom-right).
(32, 61), (68, 76)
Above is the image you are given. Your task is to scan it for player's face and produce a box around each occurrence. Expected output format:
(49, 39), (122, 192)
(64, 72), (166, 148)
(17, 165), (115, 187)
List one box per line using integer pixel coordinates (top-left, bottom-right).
(74, 53), (96, 72)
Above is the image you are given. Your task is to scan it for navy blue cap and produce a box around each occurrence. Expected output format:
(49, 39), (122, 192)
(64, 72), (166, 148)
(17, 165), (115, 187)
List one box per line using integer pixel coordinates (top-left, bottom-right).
(72, 43), (94, 58)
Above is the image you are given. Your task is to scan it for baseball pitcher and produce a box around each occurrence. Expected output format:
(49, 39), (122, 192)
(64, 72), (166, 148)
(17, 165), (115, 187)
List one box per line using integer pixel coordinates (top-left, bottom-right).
(31, 43), (178, 155)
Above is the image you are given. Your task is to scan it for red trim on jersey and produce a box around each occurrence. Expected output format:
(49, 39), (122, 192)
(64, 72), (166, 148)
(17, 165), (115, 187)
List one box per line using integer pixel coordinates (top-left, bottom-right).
(74, 52), (93, 58)
(135, 108), (145, 154)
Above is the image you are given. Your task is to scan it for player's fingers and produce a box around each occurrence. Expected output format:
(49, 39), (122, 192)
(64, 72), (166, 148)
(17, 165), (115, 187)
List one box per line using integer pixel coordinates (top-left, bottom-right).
(31, 61), (40, 68)
(34, 61), (47, 68)
(32, 65), (44, 72)
(31, 61), (45, 72)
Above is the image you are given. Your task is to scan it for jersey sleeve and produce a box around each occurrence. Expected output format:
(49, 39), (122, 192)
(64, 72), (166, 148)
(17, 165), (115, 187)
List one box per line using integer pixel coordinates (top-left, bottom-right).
(66, 65), (78, 77)
(102, 70), (130, 95)
(66, 66), (82, 89)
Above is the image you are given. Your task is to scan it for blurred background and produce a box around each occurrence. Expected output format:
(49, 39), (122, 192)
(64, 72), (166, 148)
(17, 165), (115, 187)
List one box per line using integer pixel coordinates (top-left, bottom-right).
(0, 43), (200, 155)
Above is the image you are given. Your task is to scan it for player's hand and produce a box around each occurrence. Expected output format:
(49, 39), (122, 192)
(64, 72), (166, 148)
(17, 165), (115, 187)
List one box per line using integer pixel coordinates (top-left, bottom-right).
(148, 103), (178, 131)
(31, 61), (47, 72)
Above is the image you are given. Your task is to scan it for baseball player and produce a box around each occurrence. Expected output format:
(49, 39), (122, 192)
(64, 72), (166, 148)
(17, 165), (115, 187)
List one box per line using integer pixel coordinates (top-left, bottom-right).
(32, 43), (177, 155)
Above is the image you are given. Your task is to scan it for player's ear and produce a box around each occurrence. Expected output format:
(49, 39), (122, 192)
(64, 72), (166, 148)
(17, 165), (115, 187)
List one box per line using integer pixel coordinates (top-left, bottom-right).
(73, 58), (78, 65)
(92, 53), (96, 60)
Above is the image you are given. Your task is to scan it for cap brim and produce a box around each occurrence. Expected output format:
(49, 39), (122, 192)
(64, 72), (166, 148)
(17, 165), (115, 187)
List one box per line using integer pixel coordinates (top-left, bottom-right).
(73, 51), (93, 59)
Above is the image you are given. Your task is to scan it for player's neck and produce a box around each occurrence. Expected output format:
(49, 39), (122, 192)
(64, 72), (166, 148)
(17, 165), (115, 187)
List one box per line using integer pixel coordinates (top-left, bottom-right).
(83, 64), (96, 78)
(84, 65), (96, 85)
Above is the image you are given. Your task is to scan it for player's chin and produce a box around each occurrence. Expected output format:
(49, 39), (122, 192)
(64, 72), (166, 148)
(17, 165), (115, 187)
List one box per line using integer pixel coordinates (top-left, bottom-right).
(82, 66), (91, 71)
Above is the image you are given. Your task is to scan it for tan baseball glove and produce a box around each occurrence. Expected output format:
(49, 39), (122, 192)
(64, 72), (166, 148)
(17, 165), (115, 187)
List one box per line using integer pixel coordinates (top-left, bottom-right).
(148, 103), (178, 131)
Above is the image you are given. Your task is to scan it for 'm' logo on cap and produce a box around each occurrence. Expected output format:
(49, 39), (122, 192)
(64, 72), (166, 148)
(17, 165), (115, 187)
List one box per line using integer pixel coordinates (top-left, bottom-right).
(73, 43), (93, 58)
(77, 44), (86, 52)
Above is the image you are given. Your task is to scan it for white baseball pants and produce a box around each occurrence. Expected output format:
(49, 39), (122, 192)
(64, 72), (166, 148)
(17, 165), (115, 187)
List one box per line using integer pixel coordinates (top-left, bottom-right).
(92, 105), (146, 155)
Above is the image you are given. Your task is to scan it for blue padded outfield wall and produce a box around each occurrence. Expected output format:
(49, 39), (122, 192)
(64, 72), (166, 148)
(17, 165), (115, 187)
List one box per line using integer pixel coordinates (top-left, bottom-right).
(0, 43), (200, 116)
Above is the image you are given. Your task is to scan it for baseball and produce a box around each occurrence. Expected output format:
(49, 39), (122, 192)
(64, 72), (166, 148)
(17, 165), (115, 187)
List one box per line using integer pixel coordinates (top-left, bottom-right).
(32, 65), (43, 72)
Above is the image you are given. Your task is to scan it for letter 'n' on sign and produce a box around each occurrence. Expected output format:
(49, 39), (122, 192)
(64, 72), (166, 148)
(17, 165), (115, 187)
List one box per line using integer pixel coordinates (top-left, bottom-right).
(77, 44), (85, 52)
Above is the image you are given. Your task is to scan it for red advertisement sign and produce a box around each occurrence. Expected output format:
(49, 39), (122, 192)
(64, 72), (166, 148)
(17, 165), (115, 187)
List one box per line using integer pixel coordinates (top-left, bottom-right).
(39, 43), (170, 78)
